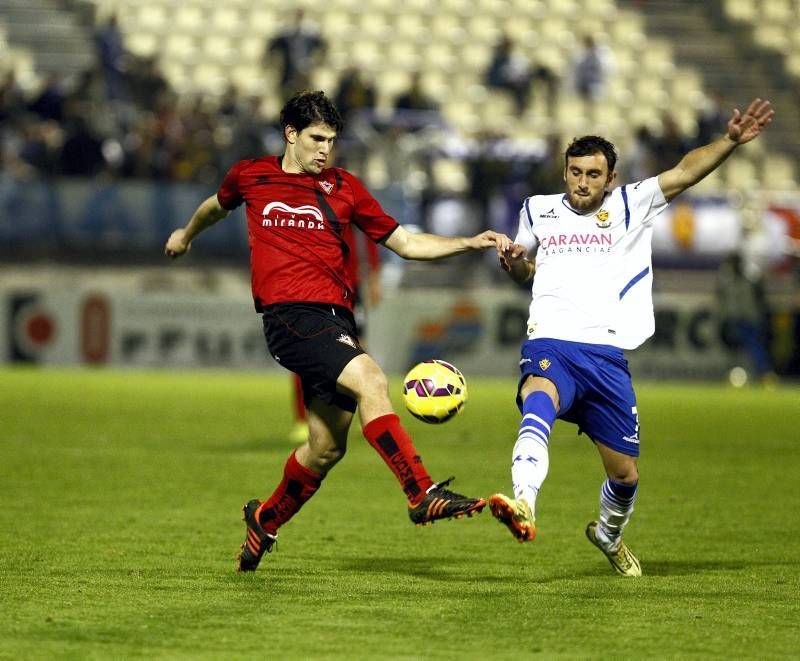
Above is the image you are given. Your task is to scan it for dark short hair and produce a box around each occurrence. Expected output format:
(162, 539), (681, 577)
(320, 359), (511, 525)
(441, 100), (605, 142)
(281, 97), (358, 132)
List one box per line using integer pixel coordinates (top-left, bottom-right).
(565, 135), (618, 173)
(279, 90), (344, 135)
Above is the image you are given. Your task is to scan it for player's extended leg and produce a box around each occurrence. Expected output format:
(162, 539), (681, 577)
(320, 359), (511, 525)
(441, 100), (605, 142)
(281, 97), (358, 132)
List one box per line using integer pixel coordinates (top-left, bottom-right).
(337, 353), (486, 524)
(237, 399), (351, 572)
(585, 443), (642, 577)
(490, 375), (558, 542)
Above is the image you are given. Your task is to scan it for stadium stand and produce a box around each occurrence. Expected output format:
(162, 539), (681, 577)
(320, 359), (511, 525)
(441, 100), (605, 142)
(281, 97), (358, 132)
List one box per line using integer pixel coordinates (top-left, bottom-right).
(622, 0), (799, 190)
(0, 0), (797, 193)
(724, 0), (800, 80)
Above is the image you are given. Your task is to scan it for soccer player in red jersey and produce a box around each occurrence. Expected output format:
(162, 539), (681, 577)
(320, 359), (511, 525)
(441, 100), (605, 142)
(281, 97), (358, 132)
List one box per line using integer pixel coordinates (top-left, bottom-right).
(165, 91), (513, 572)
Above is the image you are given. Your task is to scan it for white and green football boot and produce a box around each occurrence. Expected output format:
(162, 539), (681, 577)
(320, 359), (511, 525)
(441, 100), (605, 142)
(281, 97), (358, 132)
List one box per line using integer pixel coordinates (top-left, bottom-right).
(585, 521), (642, 577)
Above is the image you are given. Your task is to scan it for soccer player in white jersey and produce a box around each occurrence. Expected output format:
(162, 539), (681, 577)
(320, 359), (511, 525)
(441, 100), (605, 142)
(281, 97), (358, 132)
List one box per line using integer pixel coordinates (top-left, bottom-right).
(489, 98), (774, 576)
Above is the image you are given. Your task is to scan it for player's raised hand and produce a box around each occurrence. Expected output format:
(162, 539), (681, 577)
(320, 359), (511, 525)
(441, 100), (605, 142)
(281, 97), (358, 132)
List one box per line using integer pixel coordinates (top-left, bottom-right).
(727, 98), (773, 145)
(164, 229), (191, 259)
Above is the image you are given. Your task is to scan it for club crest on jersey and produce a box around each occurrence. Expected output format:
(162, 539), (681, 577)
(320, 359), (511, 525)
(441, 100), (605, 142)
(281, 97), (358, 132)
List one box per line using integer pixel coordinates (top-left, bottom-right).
(319, 180), (333, 194)
(595, 210), (611, 228)
(538, 358), (551, 370)
(336, 333), (357, 348)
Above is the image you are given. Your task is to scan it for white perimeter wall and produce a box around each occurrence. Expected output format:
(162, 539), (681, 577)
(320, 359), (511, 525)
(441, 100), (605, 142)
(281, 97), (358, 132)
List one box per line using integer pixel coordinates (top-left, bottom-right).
(0, 266), (754, 379)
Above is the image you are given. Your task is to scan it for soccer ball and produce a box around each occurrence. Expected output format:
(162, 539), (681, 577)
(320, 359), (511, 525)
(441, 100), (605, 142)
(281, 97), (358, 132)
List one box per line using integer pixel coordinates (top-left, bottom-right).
(401, 360), (468, 424)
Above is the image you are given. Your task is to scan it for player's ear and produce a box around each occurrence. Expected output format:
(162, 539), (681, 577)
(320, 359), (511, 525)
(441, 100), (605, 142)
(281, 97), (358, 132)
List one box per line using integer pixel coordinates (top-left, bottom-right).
(606, 170), (617, 190)
(284, 125), (297, 144)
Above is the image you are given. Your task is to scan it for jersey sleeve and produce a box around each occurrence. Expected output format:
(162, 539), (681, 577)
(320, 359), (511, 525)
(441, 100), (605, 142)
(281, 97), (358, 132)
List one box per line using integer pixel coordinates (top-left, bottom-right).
(342, 170), (399, 243)
(622, 176), (669, 229)
(216, 161), (246, 210)
(514, 197), (540, 252)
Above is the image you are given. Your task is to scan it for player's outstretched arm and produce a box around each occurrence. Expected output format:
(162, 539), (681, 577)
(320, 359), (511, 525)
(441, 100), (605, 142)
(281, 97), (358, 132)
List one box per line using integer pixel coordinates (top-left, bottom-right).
(499, 244), (535, 284)
(658, 98), (773, 202)
(164, 194), (230, 259)
(383, 225), (512, 260)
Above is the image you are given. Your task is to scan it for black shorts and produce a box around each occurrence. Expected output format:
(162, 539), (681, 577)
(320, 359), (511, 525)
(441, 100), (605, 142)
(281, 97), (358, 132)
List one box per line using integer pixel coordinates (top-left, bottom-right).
(262, 303), (364, 412)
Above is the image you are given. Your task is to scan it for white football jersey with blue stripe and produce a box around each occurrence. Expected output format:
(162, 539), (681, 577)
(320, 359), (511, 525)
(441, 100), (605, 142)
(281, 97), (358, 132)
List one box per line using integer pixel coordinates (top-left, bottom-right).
(514, 176), (669, 350)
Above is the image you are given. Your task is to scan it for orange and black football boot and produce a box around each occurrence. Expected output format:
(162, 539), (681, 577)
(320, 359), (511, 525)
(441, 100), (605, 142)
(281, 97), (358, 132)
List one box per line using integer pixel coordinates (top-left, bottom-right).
(237, 499), (277, 572)
(408, 477), (486, 525)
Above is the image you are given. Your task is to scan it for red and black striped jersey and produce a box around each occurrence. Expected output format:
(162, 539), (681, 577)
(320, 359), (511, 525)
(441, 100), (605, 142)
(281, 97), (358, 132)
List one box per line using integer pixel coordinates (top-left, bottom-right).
(217, 155), (398, 311)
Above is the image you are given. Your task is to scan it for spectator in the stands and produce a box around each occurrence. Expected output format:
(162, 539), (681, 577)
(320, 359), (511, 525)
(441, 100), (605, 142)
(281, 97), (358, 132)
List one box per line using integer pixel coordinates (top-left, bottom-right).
(571, 35), (614, 100)
(264, 9), (327, 97)
(393, 72), (442, 130)
(16, 116), (58, 173)
(93, 14), (130, 101)
(395, 72), (439, 114)
(628, 125), (658, 180)
(130, 56), (169, 109)
(695, 90), (729, 146)
(60, 114), (105, 176)
(28, 73), (66, 123)
(486, 34), (558, 114)
(651, 113), (692, 174)
(334, 65), (377, 126)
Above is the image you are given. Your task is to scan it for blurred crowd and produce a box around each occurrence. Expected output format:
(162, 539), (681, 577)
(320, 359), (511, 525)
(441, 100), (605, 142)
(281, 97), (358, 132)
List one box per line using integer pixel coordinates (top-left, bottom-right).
(0, 56), (275, 185)
(0, 11), (731, 206)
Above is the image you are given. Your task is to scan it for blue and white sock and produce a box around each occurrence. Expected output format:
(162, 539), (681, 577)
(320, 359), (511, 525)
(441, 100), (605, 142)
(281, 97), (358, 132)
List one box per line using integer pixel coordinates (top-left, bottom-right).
(597, 479), (638, 550)
(511, 391), (557, 515)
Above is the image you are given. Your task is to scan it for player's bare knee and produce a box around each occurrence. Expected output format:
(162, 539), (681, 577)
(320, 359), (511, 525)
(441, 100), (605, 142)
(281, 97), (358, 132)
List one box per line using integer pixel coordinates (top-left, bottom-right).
(315, 444), (346, 471)
(301, 438), (346, 474)
(607, 462), (639, 484)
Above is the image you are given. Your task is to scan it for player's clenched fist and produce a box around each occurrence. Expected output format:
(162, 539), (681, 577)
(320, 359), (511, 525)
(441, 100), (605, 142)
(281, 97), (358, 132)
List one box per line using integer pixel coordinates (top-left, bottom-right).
(164, 229), (191, 259)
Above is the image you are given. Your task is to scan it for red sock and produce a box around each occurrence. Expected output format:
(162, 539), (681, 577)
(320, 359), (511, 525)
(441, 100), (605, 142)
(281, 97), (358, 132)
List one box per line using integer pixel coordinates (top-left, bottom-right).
(362, 413), (433, 505)
(257, 450), (322, 535)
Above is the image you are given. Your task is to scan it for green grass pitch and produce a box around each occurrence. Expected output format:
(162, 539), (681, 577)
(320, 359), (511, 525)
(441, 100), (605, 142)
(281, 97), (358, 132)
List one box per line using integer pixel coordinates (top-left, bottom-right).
(1, 367), (798, 659)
